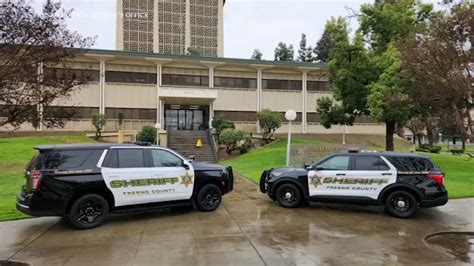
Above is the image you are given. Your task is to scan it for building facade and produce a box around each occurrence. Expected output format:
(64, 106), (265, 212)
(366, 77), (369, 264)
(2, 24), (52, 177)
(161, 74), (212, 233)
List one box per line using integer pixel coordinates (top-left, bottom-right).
(116, 0), (224, 57)
(0, 49), (385, 136)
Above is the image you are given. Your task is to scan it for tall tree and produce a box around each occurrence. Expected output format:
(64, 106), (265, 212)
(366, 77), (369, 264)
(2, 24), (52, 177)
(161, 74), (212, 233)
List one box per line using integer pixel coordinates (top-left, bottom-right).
(314, 17), (346, 63)
(251, 49), (263, 60)
(0, 0), (94, 129)
(297, 33), (314, 62)
(400, 2), (473, 149)
(274, 42), (294, 61)
(316, 0), (433, 151)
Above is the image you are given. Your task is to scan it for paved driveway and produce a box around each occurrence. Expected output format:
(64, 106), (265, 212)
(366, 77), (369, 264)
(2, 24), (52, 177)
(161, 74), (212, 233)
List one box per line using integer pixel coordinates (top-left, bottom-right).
(1, 176), (473, 265)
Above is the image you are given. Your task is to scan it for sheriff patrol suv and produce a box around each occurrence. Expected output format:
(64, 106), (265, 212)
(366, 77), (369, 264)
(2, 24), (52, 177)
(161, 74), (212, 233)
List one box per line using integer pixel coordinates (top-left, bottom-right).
(260, 150), (448, 218)
(17, 143), (233, 229)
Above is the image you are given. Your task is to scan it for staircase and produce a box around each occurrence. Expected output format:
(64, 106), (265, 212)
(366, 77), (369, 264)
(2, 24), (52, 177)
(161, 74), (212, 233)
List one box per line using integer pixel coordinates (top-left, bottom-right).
(167, 130), (217, 162)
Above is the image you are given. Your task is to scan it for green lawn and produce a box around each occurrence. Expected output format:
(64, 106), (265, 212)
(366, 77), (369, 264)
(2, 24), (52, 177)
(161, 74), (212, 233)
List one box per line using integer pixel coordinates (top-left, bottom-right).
(221, 139), (474, 199)
(421, 152), (474, 199)
(0, 135), (93, 221)
(221, 139), (326, 183)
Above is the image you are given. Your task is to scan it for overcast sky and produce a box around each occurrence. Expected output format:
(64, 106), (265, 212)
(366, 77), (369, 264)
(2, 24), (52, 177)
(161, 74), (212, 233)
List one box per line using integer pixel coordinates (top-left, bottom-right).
(31, 0), (442, 59)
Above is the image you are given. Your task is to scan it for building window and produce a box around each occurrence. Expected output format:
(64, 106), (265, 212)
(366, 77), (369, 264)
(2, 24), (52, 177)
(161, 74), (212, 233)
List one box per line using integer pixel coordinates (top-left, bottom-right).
(105, 108), (156, 120)
(105, 71), (157, 84)
(262, 79), (302, 91)
(43, 68), (100, 82)
(214, 111), (257, 122)
(214, 77), (257, 89)
(41, 107), (99, 119)
(307, 81), (331, 92)
(162, 74), (209, 87)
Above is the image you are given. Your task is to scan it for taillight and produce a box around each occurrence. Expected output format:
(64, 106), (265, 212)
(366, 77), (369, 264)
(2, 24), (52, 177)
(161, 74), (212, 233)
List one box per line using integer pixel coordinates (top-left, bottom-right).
(427, 173), (444, 186)
(31, 170), (42, 190)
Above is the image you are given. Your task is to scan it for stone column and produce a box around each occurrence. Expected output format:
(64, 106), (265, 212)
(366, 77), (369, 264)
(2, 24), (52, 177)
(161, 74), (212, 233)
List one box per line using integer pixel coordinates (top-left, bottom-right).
(99, 60), (106, 115)
(146, 58), (172, 130)
(250, 64), (273, 133)
(298, 67), (312, 134)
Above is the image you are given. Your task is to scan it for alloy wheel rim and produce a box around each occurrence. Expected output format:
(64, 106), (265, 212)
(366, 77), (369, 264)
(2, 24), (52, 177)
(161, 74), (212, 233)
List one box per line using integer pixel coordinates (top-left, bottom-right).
(392, 196), (410, 212)
(201, 188), (220, 208)
(281, 188), (296, 203)
(77, 200), (103, 224)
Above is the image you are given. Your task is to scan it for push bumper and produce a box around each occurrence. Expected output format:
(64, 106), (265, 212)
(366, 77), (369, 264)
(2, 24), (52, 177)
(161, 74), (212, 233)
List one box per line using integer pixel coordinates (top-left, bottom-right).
(16, 192), (35, 216)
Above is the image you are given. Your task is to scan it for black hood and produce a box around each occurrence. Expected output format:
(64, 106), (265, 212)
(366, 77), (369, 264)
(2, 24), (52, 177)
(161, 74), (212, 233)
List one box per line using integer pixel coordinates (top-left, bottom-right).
(191, 161), (226, 171)
(270, 167), (308, 177)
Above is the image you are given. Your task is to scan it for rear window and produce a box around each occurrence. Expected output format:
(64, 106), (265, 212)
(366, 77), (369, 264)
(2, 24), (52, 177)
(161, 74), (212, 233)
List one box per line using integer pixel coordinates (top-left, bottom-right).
(42, 149), (97, 170)
(385, 156), (434, 172)
(26, 152), (43, 170)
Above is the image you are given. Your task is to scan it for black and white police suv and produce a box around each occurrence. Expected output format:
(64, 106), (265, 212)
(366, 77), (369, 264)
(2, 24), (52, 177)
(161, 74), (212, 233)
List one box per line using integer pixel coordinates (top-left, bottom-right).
(17, 143), (233, 229)
(260, 150), (448, 218)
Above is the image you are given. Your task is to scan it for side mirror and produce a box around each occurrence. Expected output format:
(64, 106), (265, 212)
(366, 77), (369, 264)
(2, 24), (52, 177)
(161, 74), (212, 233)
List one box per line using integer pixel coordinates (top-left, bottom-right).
(183, 162), (190, 170)
(188, 155), (195, 162)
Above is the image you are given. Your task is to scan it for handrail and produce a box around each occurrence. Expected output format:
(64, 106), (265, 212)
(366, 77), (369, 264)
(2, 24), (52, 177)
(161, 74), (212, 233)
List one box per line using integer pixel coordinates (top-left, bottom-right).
(208, 129), (219, 161)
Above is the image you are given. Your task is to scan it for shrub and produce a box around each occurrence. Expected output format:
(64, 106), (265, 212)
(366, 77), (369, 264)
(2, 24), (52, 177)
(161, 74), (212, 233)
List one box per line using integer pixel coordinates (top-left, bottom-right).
(417, 144), (441, 153)
(212, 116), (235, 138)
(257, 109), (282, 143)
(219, 128), (249, 154)
(92, 114), (106, 140)
(137, 125), (157, 144)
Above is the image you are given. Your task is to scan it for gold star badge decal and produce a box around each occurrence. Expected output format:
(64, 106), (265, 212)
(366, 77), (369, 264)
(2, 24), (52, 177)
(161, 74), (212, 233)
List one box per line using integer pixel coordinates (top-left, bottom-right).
(180, 172), (194, 187)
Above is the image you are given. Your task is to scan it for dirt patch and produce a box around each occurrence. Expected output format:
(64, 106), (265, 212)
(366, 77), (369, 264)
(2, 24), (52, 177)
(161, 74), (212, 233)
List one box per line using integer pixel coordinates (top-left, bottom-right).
(425, 232), (474, 264)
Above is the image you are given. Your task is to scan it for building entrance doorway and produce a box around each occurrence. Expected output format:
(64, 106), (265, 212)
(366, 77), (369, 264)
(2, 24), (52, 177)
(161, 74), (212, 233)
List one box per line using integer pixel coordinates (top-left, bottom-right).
(164, 105), (208, 131)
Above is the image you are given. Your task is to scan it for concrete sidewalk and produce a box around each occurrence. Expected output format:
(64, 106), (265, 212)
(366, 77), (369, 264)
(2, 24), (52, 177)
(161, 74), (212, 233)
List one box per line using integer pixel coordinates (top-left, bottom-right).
(1, 176), (473, 265)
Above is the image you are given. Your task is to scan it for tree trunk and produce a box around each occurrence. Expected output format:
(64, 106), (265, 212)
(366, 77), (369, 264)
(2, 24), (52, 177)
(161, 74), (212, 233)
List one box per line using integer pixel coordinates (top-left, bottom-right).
(417, 136), (422, 146)
(462, 139), (466, 151)
(385, 120), (396, 151)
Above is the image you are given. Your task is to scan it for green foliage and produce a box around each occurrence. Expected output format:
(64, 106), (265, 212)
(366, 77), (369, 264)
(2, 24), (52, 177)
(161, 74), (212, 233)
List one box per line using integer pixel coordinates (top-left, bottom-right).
(257, 109), (283, 143)
(117, 113), (124, 128)
(316, 97), (355, 129)
(318, 1), (433, 151)
(417, 144), (442, 153)
(314, 17), (346, 63)
(297, 33), (314, 62)
(367, 45), (412, 125)
(219, 128), (250, 154)
(92, 114), (106, 140)
(212, 116), (235, 139)
(274, 42), (294, 61)
(251, 49), (263, 60)
(137, 125), (157, 144)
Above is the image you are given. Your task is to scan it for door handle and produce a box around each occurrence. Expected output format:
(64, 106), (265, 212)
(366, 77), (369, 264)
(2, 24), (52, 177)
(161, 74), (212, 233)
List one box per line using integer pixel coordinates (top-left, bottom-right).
(382, 173), (392, 176)
(336, 173), (346, 176)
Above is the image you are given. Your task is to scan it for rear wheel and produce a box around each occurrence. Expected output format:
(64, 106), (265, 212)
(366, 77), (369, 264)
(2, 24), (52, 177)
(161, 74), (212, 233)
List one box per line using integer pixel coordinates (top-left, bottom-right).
(69, 194), (109, 229)
(385, 191), (417, 218)
(276, 183), (302, 208)
(195, 184), (222, 212)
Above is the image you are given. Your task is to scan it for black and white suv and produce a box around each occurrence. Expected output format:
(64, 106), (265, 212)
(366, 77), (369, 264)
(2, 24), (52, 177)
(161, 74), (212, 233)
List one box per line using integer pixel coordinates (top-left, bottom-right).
(260, 150), (448, 218)
(17, 143), (233, 229)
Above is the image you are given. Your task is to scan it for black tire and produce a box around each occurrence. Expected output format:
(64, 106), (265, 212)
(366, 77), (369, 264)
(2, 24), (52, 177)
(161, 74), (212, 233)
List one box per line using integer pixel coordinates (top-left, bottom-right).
(195, 184), (222, 212)
(385, 190), (417, 218)
(69, 194), (109, 229)
(276, 183), (302, 208)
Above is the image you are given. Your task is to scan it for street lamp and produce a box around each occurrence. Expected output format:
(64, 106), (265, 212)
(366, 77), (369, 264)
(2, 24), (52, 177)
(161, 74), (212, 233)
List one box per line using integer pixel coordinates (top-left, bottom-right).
(285, 109), (297, 166)
(154, 122), (161, 145)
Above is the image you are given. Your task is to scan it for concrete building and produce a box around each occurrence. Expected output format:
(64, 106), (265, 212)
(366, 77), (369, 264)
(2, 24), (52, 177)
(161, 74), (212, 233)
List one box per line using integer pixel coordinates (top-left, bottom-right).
(2, 49), (384, 135)
(116, 0), (224, 57)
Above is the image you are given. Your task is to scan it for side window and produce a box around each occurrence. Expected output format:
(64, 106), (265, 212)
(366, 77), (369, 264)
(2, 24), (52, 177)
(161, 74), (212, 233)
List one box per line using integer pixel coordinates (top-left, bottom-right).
(317, 156), (350, 171)
(117, 149), (145, 168)
(151, 149), (183, 167)
(386, 157), (434, 171)
(354, 156), (390, 171)
(44, 150), (94, 169)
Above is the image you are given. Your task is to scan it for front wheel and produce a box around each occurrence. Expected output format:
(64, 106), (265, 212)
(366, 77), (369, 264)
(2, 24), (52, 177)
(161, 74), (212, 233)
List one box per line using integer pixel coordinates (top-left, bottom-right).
(276, 183), (303, 208)
(195, 184), (222, 212)
(69, 194), (109, 229)
(385, 191), (417, 218)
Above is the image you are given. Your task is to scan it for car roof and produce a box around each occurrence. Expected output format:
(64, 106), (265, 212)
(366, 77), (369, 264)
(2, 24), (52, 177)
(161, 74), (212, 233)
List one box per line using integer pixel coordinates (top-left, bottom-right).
(34, 143), (162, 151)
(337, 150), (431, 159)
